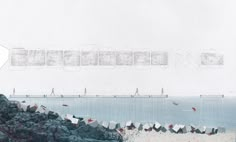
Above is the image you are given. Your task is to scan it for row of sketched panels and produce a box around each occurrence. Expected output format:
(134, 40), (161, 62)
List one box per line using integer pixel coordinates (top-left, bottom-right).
(10, 49), (224, 67)
(10, 49), (168, 66)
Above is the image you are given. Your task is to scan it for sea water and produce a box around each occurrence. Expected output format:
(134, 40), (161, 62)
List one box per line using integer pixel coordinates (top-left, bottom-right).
(8, 96), (236, 131)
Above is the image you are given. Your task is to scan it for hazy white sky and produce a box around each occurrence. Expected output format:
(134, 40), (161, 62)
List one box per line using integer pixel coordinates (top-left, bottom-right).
(0, 0), (235, 96)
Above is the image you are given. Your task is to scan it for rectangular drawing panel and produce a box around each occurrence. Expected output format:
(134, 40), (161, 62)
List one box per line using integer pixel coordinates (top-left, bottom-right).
(81, 51), (98, 66)
(27, 50), (45, 66)
(134, 51), (150, 65)
(201, 53), (224, 65)
(46, 50), (63, 66)
(64, 50), (80, 66)
(151, 52), (168, 65)
(11, 49), (28, 66)
(116, 51), (133, 65)
(99, 51), (116, 66)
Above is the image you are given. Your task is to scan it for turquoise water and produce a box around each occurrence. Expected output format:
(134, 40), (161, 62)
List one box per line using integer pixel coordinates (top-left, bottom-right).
(9, 96), (236, 131)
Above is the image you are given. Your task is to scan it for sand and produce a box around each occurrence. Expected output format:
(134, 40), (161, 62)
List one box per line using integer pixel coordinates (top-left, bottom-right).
(123, 129), (236, 142)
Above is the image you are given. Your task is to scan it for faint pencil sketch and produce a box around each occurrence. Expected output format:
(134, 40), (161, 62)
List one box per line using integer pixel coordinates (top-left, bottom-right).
(134, 51), (150, 65)
(99, 51), (116, 66)
(64, 50), (80, 66)
(80, 51), (98, 66)
(174, 50), (198, 68)
(151, 51), (168, 65)
(27, 50), (45, 66)
(116, 51), (133, 66)
(46, 50), (64, 66)
(201, 53), (224, 65)
(11, 48), (27, 66)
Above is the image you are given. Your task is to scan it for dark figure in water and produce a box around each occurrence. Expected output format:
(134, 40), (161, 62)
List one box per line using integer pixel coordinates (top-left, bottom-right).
(172, 101), (179, 106)
(192, 107), (196, 112)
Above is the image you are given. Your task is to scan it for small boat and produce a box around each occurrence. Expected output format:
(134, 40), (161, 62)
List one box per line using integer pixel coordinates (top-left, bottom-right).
(172, 101), (179, 106)
(62, 104), (69, 107)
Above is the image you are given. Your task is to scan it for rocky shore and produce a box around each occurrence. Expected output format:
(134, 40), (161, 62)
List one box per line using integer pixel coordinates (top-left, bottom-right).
(0, 94), (123, 142)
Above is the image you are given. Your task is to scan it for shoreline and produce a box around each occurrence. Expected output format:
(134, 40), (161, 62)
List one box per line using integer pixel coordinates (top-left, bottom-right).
(123, 129), (236, 142)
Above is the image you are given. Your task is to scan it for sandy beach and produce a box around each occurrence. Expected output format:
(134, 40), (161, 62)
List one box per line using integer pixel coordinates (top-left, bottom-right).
(123, 129), (236, 142)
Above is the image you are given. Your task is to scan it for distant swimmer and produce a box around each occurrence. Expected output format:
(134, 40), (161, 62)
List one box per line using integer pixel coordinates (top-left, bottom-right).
(192, 107), (196, 112)
(21, 100), (26, 103)
(62, 104), (69, 107)
(172, 101), (179, 106)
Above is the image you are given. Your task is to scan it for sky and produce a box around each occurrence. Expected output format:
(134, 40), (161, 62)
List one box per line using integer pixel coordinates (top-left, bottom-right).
(0, 0), (235, 96)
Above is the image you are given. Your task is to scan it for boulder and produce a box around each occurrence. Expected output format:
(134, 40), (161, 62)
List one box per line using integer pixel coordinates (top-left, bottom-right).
(116, 123), (121, 129)
(20, 103), (29, 112)
(71, 118), (79, 125)
(87, 119), (99, 128)
(143, 123), (152, 131)
(100, 121), (109, 129)
(126, 120), (132, 127)
(172, 124), (181, 133)
(36, 105), (49, 114)
(213, 128), (218, 134)
(196, 126), (206, 134)
(186, 125), (192, 133)
(65, 114), (74, 120)
(119, 122), (126, 128)
(0, 94), (123, 142)
(217, 127), (226, 133)
(179, 125), (187, 133)
(73, 116), (83, 121)
(48, 111), (59, 119)
(153, 122), (161, 131)
(109, 121), (118, 130)
(126, 121), (135, 130)
(205, 127), (214, 134)
(0, 131), (8, 142)
(0, 94), (10, 106)
(27, 104), (38, 113)
(161, 124), (169, 132)
(134, 122), (143, 131)
(161, 126), (167, 132)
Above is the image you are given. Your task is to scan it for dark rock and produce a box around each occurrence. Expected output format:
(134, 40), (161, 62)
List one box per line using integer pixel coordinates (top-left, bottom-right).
(48, 111), (59, 119)
(0, 131), (9, 142)
(217, 127), (226, 133)
(213, 128), (218, 134)
(31, 131), (48, 142)
(127, 123), (135, 130)
(75, 125), (122, 141)
(68, 135), (83, 142)
(0, 94), (9, 105)
(27, 105), (38, 113)
(0, 94), (123, 142)
(73, 115), (83, 121)
(161, 126), (167, 132)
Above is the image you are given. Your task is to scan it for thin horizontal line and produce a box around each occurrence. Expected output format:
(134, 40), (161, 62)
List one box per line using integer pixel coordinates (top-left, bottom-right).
(200, 95), (224, 98)
(9, 94), (168, 98)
